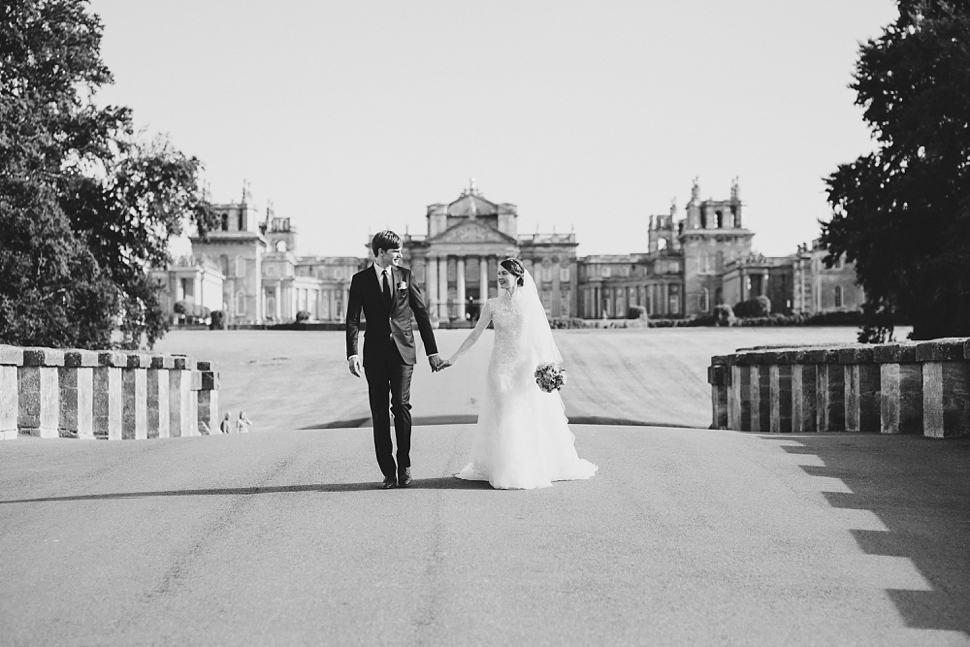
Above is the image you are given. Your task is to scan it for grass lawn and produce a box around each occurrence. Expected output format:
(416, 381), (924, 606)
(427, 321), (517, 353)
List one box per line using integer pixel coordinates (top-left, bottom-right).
(153, 326), (870, 432)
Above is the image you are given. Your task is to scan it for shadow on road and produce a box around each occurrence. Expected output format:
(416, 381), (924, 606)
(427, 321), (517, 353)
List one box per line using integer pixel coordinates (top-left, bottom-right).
(300, 415), (694, 430)
(0, 476), (494, 505)
(763, 433), (970, 636)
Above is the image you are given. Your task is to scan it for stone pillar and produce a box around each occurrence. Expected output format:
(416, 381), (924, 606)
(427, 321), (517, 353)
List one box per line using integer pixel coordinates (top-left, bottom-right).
(437, 257), (448, 321)
(456, 257), (466, 320)
(875, 344), (923, 434)
(728, 365), (742, 430)
(917, 339), (969, 438)
(18, 348), (64, 438)
(197, 360), (220, 436)
(739, 364), (754, 431)
(274, 283), (282, 321)
(791, 351), (819, 432)
(122, 354), (149, 440)
(148, 356), (173, 439)
(708, 358), (730, 430)
(94, 352), (125, 440)
(60, 350), (98, 440)
(187, 365), (201, 437)
(768, 359), (793, 433)
(593, 287), (599, 318)
(426, 256), (438, 316)
(751, 364), (770, 432)
(479, 255), (488, 306)
(0, 346), (23, 439)
(168, 355), (194, 438)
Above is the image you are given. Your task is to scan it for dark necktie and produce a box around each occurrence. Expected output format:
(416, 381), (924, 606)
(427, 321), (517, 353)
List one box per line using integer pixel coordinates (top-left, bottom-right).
(382, 269), (392, 309)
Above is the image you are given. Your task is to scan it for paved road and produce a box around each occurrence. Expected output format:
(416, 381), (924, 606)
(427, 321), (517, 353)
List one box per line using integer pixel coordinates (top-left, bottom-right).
(1, 427), (968, 646)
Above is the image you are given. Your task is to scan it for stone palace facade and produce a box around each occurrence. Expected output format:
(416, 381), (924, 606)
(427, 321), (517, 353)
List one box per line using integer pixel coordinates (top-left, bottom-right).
(165, 179), (862, 325)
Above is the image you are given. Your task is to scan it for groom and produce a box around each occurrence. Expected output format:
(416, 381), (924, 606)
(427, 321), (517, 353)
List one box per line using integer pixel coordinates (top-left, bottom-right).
(346, 230), (443, 489)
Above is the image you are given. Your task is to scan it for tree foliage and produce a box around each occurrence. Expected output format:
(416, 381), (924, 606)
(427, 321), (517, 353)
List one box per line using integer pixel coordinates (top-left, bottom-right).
(821, 0), (970, 341)
(0, 0), (215, 349)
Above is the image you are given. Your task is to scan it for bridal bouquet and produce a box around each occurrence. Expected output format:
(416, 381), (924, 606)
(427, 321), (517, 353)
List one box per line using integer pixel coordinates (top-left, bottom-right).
(534, 362), (567, 393)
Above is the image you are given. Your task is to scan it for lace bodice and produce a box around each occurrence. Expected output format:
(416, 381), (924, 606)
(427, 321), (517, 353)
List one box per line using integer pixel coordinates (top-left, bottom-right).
(450, 294), (525, 367)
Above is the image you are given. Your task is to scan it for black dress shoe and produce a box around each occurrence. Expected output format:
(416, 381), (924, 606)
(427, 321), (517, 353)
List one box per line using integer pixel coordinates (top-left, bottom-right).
(398, 468), (412, 488)
(381, 476), (397, 489)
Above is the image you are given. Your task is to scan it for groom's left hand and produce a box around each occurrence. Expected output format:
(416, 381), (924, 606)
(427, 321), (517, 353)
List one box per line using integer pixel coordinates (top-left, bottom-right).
(429, 355), (444, 372)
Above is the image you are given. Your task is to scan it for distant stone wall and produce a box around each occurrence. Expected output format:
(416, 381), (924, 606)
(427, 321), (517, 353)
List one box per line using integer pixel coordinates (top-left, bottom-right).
(0, 345), (219, 440)
(708, 338), (970, 438)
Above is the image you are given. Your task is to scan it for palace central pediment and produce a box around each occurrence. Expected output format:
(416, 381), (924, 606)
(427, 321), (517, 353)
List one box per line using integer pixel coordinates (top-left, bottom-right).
(429, 220), (517, 245)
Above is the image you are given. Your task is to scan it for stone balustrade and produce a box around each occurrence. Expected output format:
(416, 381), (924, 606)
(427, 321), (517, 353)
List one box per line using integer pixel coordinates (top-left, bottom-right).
(708, 338), (970, 438)
(1, 345), (219, 440)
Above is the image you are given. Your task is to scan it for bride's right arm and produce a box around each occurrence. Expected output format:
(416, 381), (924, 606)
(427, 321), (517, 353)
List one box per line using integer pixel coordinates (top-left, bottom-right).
(446, 300), (492, 365)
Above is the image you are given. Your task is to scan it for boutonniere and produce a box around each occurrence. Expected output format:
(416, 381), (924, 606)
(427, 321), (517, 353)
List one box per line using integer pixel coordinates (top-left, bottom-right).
(396, 281), (408, 291)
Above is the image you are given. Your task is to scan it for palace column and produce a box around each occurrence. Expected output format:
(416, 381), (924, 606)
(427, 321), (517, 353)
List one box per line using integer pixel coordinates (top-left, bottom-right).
(456, 257), (466, 320)
(437, 257), (448, 321)
(593, 287), (600, 317)
(426, 256), (438, 317)
(478, 255), (488, 306)
(274, 283), (282, 320)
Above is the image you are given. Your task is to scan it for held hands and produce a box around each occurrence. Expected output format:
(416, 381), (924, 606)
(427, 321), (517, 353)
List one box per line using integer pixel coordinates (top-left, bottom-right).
(429, 355), (453, 373)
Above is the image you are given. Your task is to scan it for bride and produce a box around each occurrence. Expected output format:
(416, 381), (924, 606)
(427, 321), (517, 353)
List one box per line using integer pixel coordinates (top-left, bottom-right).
(441, 258), (598, 490)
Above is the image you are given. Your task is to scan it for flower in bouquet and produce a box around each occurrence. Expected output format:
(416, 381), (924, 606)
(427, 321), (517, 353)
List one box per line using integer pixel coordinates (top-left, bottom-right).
(534, 362), (566, 393)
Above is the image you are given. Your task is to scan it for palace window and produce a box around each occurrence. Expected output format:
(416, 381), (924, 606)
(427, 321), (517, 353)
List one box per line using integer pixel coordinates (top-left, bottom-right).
(699, 288), (710, 313)
(560, 267), (570, 282)
(601, 266), (611, 278)
(235, 291), (246, 316)
(699, 254), (713, 274)
(834, 286), (844, 308)
(235, 255), (246, 278)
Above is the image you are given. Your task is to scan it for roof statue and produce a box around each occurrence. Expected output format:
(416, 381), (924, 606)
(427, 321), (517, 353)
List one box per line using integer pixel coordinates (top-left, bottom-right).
(690, 177), (700, 203)
(460, 177), (481, 198)
(670, 198), (677, 216)
(731, 177), (740, 201)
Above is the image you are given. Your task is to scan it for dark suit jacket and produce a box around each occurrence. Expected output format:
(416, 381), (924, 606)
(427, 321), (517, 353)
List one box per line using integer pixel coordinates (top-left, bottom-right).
(345, 265), (438, 366)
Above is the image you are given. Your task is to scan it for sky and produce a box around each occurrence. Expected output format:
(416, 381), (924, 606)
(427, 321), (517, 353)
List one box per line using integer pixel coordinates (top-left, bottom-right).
(88, 0), (899, 259)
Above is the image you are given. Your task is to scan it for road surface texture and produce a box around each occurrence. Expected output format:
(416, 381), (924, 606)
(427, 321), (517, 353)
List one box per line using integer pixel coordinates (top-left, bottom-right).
(1, 427), (968, 646)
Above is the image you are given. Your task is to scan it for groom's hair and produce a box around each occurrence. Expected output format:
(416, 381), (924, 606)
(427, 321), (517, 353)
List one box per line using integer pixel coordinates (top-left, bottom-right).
(371, 230), (402, 256)
(500, 258), (526, 287)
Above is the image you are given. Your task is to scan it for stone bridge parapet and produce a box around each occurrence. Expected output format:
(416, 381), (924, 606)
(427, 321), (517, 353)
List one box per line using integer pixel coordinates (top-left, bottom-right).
(0, 345), (219, 440)
(708, 338), (970, 437)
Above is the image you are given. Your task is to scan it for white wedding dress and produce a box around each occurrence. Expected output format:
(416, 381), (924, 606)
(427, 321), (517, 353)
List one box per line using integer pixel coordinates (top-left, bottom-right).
(451, 272), (598, 490)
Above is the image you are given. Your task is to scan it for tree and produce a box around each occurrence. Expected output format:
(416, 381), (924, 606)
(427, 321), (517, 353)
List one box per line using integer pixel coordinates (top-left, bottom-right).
(821, 1), (970, 341)
(0, 0), (215, 349)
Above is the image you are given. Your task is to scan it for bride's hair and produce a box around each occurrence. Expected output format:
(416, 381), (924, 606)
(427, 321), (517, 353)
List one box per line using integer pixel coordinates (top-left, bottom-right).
(500, 258), (526, 287)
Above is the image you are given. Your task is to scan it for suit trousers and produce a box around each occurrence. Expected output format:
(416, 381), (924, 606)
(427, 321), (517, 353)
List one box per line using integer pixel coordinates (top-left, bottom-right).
(365, 341), (414, 478)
